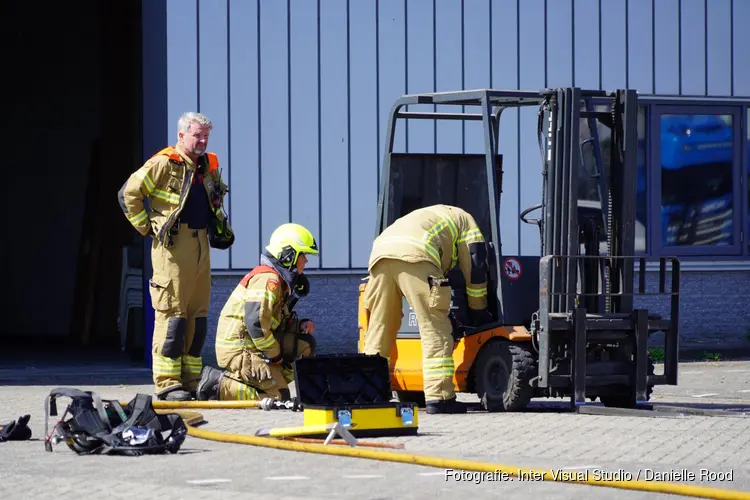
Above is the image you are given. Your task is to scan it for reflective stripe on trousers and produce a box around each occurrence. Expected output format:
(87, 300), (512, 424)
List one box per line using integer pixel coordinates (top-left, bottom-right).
(423, 356), (455, 380)
(182, 354), (203, 377)
(153, 355), (182, 378)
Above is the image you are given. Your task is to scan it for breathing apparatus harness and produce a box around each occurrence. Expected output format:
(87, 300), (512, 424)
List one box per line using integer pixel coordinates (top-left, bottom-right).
(43, 388), (188, 456)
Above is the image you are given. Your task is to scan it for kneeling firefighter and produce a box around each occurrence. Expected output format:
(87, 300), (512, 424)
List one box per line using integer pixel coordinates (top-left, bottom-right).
(196, 223), (319, 401)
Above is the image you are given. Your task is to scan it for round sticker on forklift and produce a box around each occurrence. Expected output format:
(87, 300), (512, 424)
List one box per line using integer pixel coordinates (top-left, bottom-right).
(503, 257), (522, 280)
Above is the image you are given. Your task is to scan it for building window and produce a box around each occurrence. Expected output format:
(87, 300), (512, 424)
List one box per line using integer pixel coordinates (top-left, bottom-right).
(660, 113), (733, 247)
(576, 100), (746, 259)
(649, 105), (743, 257)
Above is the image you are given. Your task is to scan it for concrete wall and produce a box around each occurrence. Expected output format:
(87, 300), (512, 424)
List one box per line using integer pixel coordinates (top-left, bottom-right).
(202, 275), (363, 366)
(633, 270), (750, 352)
(200, 269), (750, 366)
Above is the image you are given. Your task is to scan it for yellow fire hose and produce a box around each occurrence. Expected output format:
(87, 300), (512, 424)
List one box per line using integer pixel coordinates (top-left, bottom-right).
(153, 406), (750, 500)
(152, 404), (397, 448)
(280, 436), (405, 449)
(156, 409), (204, 427)
(254, 423), (344, 438)
(149, 400), (261, 409)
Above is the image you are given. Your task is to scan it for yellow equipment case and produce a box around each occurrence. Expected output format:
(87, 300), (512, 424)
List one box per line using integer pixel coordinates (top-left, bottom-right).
(293, 354), (419, 438)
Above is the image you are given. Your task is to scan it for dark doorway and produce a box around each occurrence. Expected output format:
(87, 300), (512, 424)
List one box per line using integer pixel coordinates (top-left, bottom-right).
(1, 1), (144, 364)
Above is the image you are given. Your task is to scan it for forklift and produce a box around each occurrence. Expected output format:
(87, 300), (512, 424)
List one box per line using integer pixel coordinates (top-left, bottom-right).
(357, 88), (682, 412)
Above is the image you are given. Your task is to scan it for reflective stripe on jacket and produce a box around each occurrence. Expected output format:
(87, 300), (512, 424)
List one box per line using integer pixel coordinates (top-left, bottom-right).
(118, 145), (228, 246)
(368, 204), (489, 310)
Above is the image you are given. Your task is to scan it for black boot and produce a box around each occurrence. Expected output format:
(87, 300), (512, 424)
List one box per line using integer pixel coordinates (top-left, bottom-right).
(196, 366), (224, 401)
(0, 415), (32, 441)
(158, 387), (193, 401)
(425, 397), (467, 414)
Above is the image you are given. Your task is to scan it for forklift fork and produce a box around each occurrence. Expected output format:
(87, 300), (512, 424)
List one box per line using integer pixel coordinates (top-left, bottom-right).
(576, 403), (750, 419)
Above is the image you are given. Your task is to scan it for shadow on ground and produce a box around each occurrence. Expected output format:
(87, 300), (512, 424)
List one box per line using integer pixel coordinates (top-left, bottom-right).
(0, 370), (154, 387)
(0, 346), (153, 387)
(457, 400), (750, 419)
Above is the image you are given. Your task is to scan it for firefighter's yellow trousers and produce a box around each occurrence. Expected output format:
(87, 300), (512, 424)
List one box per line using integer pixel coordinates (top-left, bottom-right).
(362, 258), (455, 401)
(148, 223), (211, 396)
(217, 337), (316, 400)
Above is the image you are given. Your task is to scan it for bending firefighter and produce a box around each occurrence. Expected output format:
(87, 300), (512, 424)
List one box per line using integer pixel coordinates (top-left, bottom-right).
(196, 224), (319, 401)
(118, 112), (235, 402)
(362, 204), (492, 414)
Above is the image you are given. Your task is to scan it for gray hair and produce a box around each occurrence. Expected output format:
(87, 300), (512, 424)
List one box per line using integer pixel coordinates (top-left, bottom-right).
(178, 112), (213, 134)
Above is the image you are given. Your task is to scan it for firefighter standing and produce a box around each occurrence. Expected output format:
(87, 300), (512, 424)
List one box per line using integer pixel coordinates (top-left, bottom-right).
(118, 112), (234, 401)
(362, 204), (492, 414)
(196, 223), (319, 402)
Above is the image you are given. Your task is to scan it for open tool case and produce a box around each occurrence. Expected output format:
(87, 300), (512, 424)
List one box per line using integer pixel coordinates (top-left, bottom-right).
(293, 353), (419, 438)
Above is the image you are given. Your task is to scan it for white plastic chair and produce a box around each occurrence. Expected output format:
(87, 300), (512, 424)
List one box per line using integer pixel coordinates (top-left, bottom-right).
(118, 245), (144, 351)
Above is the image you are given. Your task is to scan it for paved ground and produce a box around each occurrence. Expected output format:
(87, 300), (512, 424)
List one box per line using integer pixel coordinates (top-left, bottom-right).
(0, 360), (749, 499)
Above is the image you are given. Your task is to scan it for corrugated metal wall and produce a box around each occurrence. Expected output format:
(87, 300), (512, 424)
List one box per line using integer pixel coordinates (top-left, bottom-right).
(162, 0), (750, 271)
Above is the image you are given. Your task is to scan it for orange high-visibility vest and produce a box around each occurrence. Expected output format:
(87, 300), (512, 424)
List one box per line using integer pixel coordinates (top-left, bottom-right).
(152, 146), (219, 172)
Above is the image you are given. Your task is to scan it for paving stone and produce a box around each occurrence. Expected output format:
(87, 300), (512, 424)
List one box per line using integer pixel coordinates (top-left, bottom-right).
(0, 360), (749, 499)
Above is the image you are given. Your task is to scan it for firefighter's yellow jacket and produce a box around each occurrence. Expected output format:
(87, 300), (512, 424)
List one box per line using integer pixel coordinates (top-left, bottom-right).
(214, 265), (289, 368)
(118, 145), (228, 246)
(368, 204), (489, 310)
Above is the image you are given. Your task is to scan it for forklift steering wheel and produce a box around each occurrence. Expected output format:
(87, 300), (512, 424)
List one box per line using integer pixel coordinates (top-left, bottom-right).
(520, 203), (543, 226)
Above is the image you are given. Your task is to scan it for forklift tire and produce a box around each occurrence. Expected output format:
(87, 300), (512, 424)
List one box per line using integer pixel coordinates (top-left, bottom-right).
(599, 356), (655, 408)
(474, 340), (535, 412)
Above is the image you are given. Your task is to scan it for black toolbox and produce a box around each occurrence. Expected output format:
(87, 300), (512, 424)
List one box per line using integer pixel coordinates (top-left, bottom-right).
(293, 353), (419, 438)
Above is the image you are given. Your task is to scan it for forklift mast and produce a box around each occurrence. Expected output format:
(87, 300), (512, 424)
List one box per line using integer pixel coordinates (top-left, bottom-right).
(535, 89), (680, 403)
(539, 88), (637, 315)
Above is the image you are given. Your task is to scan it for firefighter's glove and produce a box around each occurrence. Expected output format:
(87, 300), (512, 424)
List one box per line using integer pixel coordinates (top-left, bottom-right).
(468, 308), (493, 327)
(0, 414), (31, 442)
(292, 274), (310, 297)
(246, 352), (273, 381)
